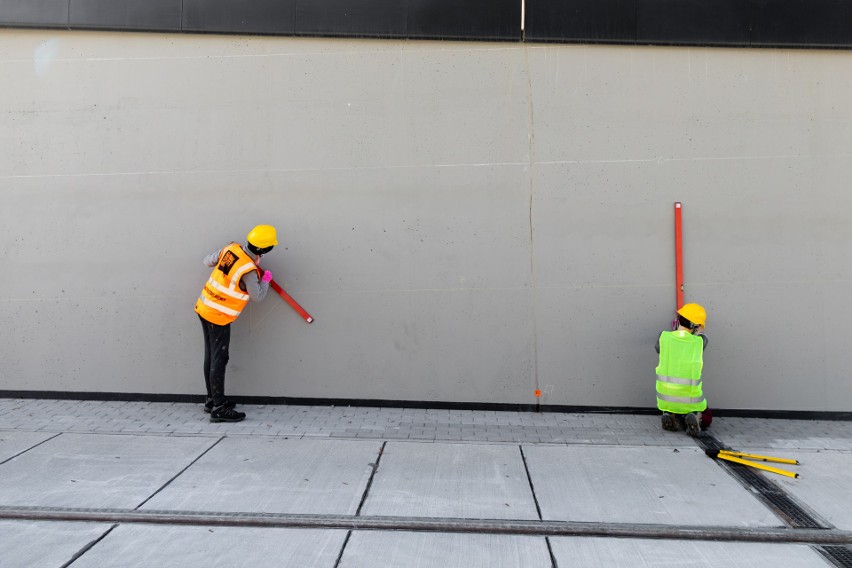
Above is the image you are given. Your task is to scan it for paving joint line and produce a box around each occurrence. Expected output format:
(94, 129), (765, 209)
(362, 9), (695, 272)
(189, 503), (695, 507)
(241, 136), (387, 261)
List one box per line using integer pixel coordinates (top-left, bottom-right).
(355, 441), (386, 516)
(0, 432), (62, 466)
(59, 524), (117, 568)
(519, 445), (543, 521)
(133, 436), (225, 510)
(3, 507), (852, 545)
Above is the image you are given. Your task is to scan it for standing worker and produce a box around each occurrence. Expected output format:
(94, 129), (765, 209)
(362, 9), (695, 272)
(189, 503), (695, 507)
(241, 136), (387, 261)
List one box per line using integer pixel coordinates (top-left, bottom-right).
(655, 303), (711, 436)
(194, 225), (278, 423)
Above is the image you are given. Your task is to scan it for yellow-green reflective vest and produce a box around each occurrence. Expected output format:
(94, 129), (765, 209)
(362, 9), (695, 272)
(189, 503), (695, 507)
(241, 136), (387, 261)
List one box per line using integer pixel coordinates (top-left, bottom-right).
(655, 331), (707, 413)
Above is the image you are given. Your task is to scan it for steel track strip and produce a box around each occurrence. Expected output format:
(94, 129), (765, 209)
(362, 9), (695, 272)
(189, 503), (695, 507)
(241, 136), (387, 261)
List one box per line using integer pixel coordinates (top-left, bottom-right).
(2, 506), (852, 545)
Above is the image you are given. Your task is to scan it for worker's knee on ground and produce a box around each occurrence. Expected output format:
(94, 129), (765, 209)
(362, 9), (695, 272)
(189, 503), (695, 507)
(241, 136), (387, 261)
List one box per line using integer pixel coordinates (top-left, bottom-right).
(701, 409), (712, 429)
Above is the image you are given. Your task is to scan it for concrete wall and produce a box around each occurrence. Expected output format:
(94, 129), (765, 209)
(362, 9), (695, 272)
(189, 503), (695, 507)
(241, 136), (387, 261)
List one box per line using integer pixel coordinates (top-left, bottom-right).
(2, 29), (851, 411)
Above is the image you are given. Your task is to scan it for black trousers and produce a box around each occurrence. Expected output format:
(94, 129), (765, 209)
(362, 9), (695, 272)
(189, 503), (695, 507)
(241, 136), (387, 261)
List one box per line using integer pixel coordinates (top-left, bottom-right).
(199, 315), (231, 406)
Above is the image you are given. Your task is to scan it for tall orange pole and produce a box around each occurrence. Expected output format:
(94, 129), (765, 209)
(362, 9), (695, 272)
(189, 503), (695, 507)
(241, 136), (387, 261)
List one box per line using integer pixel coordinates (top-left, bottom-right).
(674, 202), (684, 309)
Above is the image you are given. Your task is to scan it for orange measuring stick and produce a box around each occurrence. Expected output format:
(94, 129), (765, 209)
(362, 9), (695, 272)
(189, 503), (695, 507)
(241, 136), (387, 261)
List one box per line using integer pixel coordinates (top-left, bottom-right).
(269, 279), (314, 323)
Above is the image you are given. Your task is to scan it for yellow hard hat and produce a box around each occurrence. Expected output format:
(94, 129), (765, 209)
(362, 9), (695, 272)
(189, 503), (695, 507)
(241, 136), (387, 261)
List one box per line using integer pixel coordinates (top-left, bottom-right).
(246, 225), (278, 248)
(677, 303), (707, 327)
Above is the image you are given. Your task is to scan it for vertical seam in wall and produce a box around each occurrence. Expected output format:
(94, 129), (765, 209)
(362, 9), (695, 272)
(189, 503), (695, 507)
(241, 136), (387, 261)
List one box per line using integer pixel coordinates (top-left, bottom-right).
(523, 47), (539, 399)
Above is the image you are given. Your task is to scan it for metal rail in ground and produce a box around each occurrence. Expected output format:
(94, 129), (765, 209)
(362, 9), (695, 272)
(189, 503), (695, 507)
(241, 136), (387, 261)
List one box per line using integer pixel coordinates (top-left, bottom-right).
(3, 506), (852, 546)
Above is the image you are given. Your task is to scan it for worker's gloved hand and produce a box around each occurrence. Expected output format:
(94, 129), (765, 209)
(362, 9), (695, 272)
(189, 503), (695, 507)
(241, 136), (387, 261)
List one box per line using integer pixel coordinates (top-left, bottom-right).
(261, 270), (273, 283)
(670, 318), (678, 331)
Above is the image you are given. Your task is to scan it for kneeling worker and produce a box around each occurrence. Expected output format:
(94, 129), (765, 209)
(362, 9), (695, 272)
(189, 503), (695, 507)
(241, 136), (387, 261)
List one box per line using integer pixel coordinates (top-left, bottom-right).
(655, 303), (710, 436)
(195, 225), (278, 423)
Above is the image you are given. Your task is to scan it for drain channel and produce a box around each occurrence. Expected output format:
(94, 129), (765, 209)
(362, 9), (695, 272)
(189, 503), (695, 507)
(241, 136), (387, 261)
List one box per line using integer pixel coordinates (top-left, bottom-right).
(699, 434), (852, 566)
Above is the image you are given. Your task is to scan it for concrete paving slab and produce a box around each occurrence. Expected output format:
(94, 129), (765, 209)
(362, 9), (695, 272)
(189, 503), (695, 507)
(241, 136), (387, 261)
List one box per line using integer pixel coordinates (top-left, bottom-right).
(340, 531), (551, 567)
(360, 442), (539, 520)
(70, 525), (347, 568)
(0, 433), (216, 508)
(141, 437), (383, 515)
(766, 449), (852, 531)
(549, 536), (827, 567)
(0, 431), (57, 462)
(0, 520), (111, 568)
(524, 445), (780, 526)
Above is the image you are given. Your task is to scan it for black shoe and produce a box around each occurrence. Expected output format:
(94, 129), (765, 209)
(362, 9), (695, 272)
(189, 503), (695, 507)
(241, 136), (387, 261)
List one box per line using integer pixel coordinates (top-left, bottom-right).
(204, 399), (236, 413)
(685, 412), (702, 437)
(661, 412), (679, 432)
(210, 405), (246, 423)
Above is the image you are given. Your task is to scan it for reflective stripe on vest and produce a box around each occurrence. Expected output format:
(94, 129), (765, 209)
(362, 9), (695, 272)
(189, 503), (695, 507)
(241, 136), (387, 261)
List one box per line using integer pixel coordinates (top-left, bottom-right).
(197, 295), (241, 317)
(194, 243), (257, 325)
(657, 393), (706, 405)
(656, 374), (702, 386)
(655, 331), (706, 413)
(206, 277), (249, 301)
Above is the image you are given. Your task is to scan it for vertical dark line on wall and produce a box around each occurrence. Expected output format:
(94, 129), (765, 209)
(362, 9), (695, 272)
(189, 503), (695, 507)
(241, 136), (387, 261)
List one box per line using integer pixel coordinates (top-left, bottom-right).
(523, 44), (539, 408)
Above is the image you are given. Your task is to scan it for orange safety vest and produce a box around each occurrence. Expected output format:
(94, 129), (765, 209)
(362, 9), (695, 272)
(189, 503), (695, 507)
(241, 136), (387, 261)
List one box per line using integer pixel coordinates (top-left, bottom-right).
(194, 243), (259, 325)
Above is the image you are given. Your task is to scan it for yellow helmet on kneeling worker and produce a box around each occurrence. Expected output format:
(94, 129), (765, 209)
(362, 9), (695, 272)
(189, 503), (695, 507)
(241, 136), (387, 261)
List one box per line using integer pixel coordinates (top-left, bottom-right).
(677, 303), (706, 329)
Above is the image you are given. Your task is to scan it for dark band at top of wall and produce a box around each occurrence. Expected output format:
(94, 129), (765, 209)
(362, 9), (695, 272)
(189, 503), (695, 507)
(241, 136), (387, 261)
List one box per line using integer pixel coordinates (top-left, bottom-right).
(0, 1), (851, 53)
(524, 0), (852, 48)
(2, 0), (852, 48)
(0, 0), (521, 41)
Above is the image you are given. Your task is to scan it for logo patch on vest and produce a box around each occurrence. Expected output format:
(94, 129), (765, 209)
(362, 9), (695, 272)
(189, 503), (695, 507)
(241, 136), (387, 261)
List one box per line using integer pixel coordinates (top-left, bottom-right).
(218, 250), (240, 276)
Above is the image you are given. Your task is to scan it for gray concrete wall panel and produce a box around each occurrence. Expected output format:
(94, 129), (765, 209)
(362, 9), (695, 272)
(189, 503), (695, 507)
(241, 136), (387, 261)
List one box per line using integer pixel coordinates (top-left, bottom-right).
(1, 30), (851, 411)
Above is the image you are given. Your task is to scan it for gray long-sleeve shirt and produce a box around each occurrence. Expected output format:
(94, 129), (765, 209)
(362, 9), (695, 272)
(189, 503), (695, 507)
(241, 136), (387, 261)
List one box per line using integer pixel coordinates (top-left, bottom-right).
(203, 245), (270, 302)
(655, 331), (708, 354)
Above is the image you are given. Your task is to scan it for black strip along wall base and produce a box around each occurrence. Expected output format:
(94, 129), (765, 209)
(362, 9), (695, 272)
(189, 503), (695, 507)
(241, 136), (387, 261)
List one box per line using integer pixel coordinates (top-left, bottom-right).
(698, 434), (852, 567)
